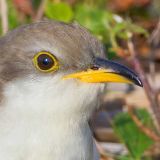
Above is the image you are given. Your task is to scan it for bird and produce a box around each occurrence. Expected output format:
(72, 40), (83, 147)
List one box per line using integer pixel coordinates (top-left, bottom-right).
(0, 20), (142, 160)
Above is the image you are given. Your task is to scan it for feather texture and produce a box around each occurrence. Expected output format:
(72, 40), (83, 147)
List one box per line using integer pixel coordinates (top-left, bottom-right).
(0, 20), (106, 160)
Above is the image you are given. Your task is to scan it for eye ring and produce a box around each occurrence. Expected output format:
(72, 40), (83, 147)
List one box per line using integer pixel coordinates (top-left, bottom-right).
(32, 51), (59, 73)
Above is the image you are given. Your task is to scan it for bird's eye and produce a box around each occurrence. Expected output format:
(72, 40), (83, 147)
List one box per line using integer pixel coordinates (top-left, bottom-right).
(33, 51), (59, 72)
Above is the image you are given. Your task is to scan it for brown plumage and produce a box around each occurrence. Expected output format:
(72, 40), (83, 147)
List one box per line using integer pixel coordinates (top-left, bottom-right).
(0, 20), (142, 160)
(0, 20), (105, 102)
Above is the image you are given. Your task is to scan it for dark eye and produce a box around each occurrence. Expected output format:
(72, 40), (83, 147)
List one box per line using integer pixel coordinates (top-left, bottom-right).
(37, 54), (54, 70)
(33, 51), (59, 72)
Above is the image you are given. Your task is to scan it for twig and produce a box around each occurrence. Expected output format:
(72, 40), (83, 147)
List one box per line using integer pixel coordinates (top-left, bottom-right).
(127, 39), (160, 131)
(150, 20), (160, 103)
(0, 0), (8, 34)
(150, 19), (160, 47)
(156, 89), (160, 106)
(149, 50), (156, 84)
(34, 0), (47, 21)
(128, 106), (160, 142)
(149, 19), (160, 86)
(94, 139), (111, 160)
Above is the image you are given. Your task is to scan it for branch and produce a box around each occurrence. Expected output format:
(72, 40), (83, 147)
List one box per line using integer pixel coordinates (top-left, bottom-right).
(0, 0), (8, 34)
(94, 139), (111, 160)
(34, 0), (47, 21)
(127, 39), (160, 131)
(128, 106), (160, 142)
(150, 19), (160, 47)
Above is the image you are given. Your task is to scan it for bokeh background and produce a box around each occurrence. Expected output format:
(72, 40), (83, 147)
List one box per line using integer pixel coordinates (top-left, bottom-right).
(0, 0), (160, 159)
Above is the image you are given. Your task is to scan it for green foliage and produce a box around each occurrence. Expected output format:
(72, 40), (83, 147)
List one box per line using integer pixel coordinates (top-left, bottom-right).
(0, 0), (19, 34)
(7, 0), (20, 30)
(45, 2), (73, 23)
(74, 3), (148, 50)
(43, 2), (149, 59)
(0, 1), (149, 58)
(116, 155), (136, 160)
(0, 1), (157, 159)
(74, 4), (112, 41)
(113, 109), (154, 160)
(32, 0), (42, 9)
(117, 154), (153, 160)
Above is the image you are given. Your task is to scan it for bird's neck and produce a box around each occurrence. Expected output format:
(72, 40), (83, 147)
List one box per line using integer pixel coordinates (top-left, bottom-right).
(2, 77), (103, 120)
(0, 78), (103, 159)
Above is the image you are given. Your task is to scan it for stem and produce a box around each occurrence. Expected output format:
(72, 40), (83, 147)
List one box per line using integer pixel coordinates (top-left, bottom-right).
(34, 0), (47, 21)
(0, 0), (8, 35)
(127, 39), (160, 131)
(110, 33), (118, 48)
(128, 105), (160, 141)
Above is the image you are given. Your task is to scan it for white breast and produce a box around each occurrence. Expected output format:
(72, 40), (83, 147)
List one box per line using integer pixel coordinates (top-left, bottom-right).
(0, 75), (104, 160)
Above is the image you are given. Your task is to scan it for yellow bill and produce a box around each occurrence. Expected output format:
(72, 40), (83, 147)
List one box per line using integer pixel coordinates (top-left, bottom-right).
(63, 57), (143, 87)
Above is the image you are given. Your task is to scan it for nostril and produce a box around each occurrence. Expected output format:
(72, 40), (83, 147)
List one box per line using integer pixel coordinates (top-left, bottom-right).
(90, 65), (99, 70)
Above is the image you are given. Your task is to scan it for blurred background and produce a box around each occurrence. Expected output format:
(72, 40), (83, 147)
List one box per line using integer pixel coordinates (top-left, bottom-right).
(0, 0), (160, 159)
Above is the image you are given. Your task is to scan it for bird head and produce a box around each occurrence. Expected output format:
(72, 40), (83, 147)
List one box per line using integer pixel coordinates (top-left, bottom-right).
(0, 20), (142, 118)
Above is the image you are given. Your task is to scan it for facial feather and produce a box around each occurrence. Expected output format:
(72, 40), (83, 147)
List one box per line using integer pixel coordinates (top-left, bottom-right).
(0, 20), (106, 160)
(0, 74), (104, 160)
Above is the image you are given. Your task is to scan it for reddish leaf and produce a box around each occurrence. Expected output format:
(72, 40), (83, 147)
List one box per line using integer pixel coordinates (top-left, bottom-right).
(13, 0), (34, 16)
(109, 0), (151, 12)
(134, 0), (151, 7)
(109, 0), (134, 12)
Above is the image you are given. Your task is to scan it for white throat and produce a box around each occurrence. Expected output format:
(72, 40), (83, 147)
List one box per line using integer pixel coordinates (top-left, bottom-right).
(0, 75), (104, 160)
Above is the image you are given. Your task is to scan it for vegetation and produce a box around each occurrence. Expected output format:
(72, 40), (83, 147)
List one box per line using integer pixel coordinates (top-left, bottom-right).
(0, 0), (160, 159)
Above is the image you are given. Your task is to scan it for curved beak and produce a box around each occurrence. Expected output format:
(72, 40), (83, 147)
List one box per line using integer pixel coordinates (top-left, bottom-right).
(63, 57), (143, 87)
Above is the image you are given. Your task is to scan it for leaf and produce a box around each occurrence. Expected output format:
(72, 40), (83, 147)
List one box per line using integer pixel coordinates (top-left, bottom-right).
(45, 2), (73, 22)
(32, 0), (42, 9)
(13, 0), (34, 15)
(116, 155), (134, 160)
(112, 22), (127, 34)
(112, 22), (130, 39)
(112, 109), (154, 159)
(8, 0), (20, 30)
(74, 4), (115, 43)
(125, 21), (149, 37)
(74, 4), (105, 33)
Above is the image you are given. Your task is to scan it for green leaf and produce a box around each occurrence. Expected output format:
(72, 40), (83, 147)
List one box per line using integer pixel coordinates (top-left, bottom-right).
(126, 22), (149, 37)
(112, 22), (127, 34)
(116, 155), (134, 160)
(32, 0), (42, 9)
(111, 20), (148, 40)
(45, 2), (73, 22)
(8, 0), (20, 30)
(74, 4), (115, 44)
(107, 45), (118, 59)
(74, 4), (106, 33)
(113, 109), (154, 159)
